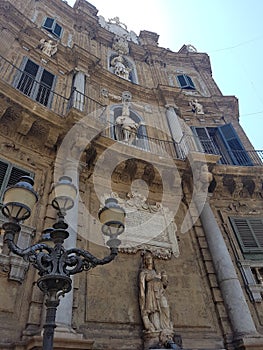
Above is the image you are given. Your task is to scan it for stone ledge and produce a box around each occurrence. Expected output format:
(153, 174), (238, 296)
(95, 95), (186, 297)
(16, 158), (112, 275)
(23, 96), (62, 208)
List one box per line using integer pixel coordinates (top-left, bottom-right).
(25, 336), (94, 350)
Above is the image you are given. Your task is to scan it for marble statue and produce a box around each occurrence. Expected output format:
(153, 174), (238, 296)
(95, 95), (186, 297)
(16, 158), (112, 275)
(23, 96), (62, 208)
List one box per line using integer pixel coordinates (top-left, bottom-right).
(39, 39), (58, 57)
(189, 99), (204, 115)
(115, 100), (139, 144)
(110, 55), (131, 80)
(194, 164), (213, 193)
(139, 252), (173, 333)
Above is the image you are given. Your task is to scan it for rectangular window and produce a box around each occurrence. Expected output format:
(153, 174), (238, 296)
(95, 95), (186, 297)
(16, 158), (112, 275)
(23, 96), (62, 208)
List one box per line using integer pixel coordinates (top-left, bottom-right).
(0, 159), (33, 202)
(192, 124), (253, 166)
(14, 58), (56, 107)
(43, 17), (62, 38)
(177, 74), (195, 90)
(230, 217), (263, 260)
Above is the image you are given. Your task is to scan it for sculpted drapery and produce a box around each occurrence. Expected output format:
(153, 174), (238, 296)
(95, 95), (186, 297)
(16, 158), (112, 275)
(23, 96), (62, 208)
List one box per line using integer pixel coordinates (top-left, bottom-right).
(139, 252), (173, 333)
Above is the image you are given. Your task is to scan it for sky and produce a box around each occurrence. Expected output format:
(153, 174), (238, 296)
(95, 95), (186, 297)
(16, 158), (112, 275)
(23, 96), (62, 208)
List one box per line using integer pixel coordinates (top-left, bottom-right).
(66, 0), (263, 150)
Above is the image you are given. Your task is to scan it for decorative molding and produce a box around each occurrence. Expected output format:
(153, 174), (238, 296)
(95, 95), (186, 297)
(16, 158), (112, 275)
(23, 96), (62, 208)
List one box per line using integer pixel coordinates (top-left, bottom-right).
(101, 192), (179, 259)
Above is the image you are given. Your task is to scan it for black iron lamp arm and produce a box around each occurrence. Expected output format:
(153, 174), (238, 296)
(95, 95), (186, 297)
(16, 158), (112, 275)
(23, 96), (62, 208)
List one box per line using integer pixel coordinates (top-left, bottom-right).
(3, 222), (52, 258)
(64, 247), (118, 275)
(4, 235), (52, 260)
(3, 222), (118, 277)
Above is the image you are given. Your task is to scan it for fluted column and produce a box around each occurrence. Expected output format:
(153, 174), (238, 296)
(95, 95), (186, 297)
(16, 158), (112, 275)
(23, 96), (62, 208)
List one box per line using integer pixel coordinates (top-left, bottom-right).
(73, 70), (85, 111)
(165, 105), (183, 142)
(198, 199), (257, 336)
(165, 105), (186, 158)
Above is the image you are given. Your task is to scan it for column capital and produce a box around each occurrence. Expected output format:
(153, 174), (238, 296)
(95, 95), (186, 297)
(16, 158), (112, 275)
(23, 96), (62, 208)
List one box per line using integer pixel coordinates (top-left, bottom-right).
(164, 103), (178, 110)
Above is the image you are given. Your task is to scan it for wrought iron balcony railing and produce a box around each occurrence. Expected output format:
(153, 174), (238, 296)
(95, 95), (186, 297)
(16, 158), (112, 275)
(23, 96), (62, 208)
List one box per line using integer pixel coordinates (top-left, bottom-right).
(0, 54), (262, 166)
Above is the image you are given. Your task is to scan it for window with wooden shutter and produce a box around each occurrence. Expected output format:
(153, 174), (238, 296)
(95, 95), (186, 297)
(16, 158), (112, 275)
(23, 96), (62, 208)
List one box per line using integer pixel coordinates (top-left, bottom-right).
(177, 74), (195, 90)
(191, 124), (253, 166)
(0, 159), (33, 202)
(43, 17), (63, 38)
(216, 124), (252, 166)
(230, 217), (263, 259)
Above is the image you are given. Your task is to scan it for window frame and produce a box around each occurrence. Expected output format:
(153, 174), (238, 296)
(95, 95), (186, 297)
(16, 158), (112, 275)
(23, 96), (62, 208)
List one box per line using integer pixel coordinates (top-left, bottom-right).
(13, 57), (57, 108)
(42, 17), (63, 39)
(176, 74), (196, 90)
(192, 124), (253, 166)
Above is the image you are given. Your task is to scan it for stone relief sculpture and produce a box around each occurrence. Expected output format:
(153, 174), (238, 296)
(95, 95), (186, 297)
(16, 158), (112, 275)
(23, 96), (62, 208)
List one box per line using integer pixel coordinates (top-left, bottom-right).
(186, 44), (197, 52)
(189, 99), (204, 114)
(108, 16), (127, 30)
(115, 98), (139, 144)
(100, 191), (180, 260)
(39, 39), (58, 57)
(112, 34), (129, 55)
(110, 55), (131, 80)
(139, 251), (173, 333)
(194, 164), (213, 193)
(98, 15), (139, 44)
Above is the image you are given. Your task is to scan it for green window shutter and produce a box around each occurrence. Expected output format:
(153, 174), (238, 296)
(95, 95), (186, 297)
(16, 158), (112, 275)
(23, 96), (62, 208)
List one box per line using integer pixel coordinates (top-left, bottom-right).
(0, 160), (9, 197)
(0, 158), (33, 201)
(230, 217), (263, 258)
(7, 166), (31, 187)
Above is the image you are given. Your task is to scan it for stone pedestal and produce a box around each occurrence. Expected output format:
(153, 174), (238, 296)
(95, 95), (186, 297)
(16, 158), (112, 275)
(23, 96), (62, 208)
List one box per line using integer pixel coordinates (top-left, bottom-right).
(143, 330), (182, 350)
(143, 331), (160, 350)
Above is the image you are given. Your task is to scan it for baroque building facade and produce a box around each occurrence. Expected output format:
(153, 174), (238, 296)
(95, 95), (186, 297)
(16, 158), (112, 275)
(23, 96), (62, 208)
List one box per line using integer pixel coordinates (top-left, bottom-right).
(0, 0), (263, 349)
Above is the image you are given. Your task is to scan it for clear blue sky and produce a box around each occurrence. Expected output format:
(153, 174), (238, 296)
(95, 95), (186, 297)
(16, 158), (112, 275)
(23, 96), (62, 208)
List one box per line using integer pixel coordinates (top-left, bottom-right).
(67, 0), (263, 150)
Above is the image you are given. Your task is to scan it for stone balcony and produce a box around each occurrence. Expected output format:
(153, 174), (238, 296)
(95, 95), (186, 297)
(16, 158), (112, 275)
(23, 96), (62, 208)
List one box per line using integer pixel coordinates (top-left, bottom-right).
(0, 53), (262, 166)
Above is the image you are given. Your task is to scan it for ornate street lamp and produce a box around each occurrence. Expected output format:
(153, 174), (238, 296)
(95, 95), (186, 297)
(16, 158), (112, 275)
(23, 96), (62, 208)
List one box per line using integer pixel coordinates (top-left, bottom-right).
(1, 176), (125, 350)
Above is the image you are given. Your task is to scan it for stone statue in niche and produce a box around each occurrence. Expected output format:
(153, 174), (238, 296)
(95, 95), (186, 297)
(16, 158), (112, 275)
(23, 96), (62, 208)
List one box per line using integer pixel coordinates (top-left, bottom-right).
(139, 251), (173, 333)
(39, 39), (58, 57)
(110, 55), (131, 80)
(189, 99), (204, 115)
(115, 99), (139, 144)
(194, 164), (213, 193)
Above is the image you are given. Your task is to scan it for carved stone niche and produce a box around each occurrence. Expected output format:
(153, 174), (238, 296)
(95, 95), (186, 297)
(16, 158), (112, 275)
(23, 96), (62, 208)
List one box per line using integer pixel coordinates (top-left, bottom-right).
(100, 192), (179, 259)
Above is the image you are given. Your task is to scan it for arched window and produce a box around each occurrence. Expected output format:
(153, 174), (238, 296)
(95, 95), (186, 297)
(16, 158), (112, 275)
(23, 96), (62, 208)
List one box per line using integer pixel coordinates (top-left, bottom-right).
(109, 54), (138, 83)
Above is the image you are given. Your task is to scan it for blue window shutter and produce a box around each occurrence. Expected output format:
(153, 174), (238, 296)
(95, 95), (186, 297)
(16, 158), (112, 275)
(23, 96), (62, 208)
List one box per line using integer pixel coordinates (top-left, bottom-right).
(43, 17), (62, 38)
(177, 75), (188, 88)
(43, 17), (54, 31)
(177, 74), (195, 90)
(216, 124), (253, 166)
(54, 23), (62, 38)
(186, 75), (195, 89)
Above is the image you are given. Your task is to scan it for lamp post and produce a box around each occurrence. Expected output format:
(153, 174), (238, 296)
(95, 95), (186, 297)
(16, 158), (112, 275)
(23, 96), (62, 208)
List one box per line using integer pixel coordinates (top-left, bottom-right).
(1, 176), (125, 350)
